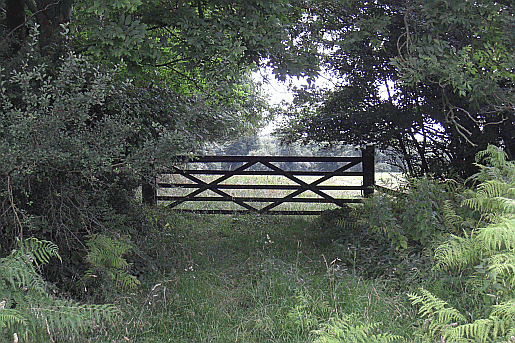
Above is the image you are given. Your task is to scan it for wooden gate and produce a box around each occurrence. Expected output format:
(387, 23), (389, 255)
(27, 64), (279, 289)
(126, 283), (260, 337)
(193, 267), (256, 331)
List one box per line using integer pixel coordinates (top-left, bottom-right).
(142, 146), (374, 215)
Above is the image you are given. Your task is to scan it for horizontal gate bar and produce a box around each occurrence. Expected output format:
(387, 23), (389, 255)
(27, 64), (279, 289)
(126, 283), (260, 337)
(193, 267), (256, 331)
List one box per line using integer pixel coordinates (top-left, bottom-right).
(158, 183), (365, 190)
(169, 209), (360, 215)
(160, 170), (365, 176)
(157, 196), (361, 203)
(173, 155), (364, 163)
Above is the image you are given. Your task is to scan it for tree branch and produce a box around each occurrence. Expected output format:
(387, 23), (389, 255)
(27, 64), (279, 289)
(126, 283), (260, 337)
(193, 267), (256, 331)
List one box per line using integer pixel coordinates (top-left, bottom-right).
(0, 1), (60, 50)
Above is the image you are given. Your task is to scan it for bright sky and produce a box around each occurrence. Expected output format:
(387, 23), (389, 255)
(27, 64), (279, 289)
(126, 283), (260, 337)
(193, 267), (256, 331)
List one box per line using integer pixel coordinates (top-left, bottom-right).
(253, 68), (336, 135)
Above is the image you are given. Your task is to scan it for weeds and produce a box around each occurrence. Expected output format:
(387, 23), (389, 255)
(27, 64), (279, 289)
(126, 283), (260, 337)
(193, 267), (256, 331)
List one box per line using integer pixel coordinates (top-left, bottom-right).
(97, 211), (417, 342)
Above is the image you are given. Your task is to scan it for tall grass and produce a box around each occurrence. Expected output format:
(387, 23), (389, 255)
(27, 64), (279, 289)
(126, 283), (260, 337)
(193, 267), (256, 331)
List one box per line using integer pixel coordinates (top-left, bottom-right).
(100, 210), (417, 342)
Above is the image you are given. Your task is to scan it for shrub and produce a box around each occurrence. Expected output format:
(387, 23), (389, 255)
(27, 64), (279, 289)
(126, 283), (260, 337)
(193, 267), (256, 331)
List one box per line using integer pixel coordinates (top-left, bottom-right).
(312, 313), (405, 343)
(0, 27), (190, 291)
(84, 234), (141, 300)
(361, 176), (471, 249)
(410, 146), (515, 342)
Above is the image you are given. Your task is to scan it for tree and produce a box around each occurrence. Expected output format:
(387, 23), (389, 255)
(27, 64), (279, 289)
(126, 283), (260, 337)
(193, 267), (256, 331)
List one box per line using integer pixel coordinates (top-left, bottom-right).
(277, 0), (515, 178)
(391, 0), (515, 153)
(1, 0), (321, 142)
(0, 1), (321, 293)
(68, 0), (320, 90)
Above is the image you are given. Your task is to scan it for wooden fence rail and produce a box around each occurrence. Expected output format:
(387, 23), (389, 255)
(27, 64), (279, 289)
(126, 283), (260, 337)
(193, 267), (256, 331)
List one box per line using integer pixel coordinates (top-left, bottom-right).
(142, 145), (375, 215)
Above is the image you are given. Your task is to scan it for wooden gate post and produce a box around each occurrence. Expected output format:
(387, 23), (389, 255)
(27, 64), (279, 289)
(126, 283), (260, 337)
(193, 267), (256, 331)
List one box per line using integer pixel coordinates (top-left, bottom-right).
(362, 145), (375, 197)
(142, 165), (157, 206)
(142, 180), (157, 205)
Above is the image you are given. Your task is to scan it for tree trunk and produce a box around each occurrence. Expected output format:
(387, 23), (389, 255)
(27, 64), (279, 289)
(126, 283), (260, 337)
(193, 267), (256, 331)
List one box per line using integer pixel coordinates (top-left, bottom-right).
(5, 0), (27, 55)
(36, 0), (73, 54)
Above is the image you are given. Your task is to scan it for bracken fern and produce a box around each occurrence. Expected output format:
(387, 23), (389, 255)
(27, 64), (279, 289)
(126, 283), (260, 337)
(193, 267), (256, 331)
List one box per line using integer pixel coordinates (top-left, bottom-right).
(409, 288), (515, 342)
(85, 234), (141, 292)
(411, 145), (515, 343)
(0, 237), (120, 342)
(312, 314), (405, 343)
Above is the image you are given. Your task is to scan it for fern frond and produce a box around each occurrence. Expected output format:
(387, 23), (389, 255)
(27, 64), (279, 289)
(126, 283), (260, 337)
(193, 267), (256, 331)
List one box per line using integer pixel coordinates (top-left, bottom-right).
(410, 290), (515, 342)
(312, 315), (405, 343)
(1, 237), (60, 293)
(13, 237), (61, 265)
(477, 180), (508, 198)
(0, 237), (119, 340)
(0, 252), (47, 292)
(443, 318), (503, 343)
(484, 212), (512, 224)
(28, 298), (121, 337)
(334, 218), (360, 231)
(409, 289), (466, 336)
(433, 234), (478, 272)
(486, 253), (515, 288)
(0, 308), (27, 328)
(491, 300), (515, 320)
(475, 145), (510, 168)
(476, 219), (515, 252)
(86, 234), (140, 290)
(87, 235), (131, 269)
(495, 196), (515, 215)
(442, 200), (466, 230)
(463, 180), (512, 214)
(505, 327), (515, 341)
(113, 269), (141, 290)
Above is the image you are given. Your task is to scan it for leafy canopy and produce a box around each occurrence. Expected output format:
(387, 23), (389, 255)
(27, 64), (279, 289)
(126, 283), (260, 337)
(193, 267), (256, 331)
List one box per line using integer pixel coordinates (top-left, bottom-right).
(277, 0), (515, 177)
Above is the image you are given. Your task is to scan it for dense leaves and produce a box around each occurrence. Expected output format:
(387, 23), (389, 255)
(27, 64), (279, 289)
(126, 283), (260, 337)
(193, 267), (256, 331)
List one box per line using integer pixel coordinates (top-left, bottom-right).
(70, 0), (320, 90)
(0, 0), (320, 298)
(278, 0), (515, 178)
(0, 238), (120, 341)
(0, 0), (319, 146)
(0, 29), (214, 292)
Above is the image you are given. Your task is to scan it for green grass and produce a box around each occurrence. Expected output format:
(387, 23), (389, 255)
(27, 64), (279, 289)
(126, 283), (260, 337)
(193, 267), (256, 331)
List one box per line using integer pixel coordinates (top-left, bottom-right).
(99, 210), (419, 342)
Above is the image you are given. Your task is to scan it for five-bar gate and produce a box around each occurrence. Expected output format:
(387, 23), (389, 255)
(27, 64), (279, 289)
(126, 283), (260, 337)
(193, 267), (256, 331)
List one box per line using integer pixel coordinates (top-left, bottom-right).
(142, 146), (374, 215)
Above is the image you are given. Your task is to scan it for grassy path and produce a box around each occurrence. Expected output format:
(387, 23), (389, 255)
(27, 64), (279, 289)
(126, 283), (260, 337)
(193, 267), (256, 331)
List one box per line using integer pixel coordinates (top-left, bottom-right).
(106, 211), (417, 342)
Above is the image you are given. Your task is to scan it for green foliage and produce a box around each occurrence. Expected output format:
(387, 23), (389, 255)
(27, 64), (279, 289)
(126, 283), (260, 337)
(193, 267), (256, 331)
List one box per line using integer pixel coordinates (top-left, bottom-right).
(1, 238), (59, 294)
(409, 288), (467, 337)
(362, 177), (467, 249)
(318, 205), (433, 288)
(0, 26), (234, 292)
(393, 0), (515, 118)
(409, 288), (514, 343)
(463, 145), (515, 223)
(0, 238), (119, 342)
(0, 27), (143, 248)
(122, 77), (267, 146)
(410, 146), (515, 342)
(71, 0), (319, 84)
(312, 314), (404, 343)
(278, 0), (515, 178)
(85, 234), (140, 294)
(433, 219), (515, 299)
(433, 146), (515, 292)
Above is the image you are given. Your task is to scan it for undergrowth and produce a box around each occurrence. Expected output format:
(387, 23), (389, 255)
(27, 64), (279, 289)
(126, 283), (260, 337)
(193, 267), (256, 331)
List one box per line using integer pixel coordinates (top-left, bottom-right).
(98, 212), (416, 342)
(407, 146), (515, 342)
(0, 238), (119, 342)
(5, 133), (513, 342)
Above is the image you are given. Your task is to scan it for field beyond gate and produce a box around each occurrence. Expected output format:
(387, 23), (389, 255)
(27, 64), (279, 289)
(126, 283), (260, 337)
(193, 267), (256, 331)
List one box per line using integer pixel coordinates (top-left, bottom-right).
(143, 147), (376, 214)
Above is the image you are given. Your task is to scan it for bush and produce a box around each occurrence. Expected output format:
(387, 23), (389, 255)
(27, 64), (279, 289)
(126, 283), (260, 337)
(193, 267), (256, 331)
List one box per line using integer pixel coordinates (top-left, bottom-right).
(0, 27), (171, 292)
(409, 146), (515, 342)
(361, 177), (473, 249)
